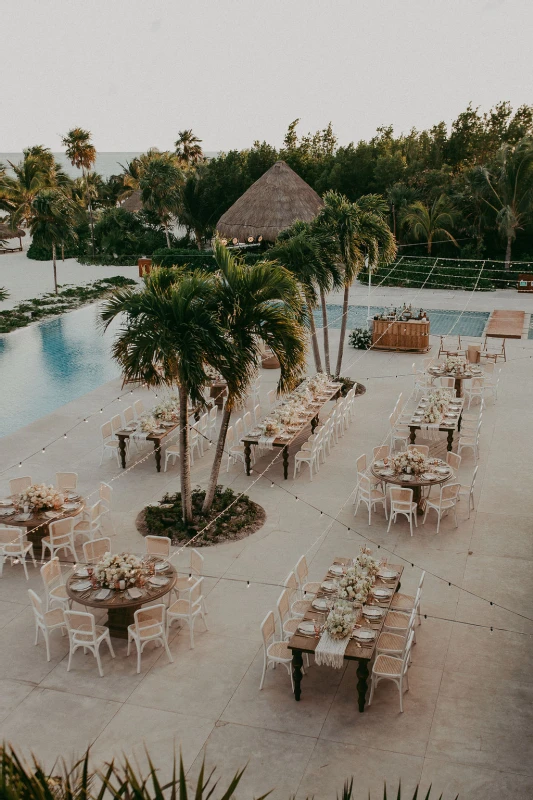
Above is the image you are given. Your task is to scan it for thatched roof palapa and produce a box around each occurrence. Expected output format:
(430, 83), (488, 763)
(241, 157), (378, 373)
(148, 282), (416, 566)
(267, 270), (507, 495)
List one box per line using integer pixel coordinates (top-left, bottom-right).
(120, 190), (143, 213)
(216, 161), (323, 243)
(0, 224), (25, 240)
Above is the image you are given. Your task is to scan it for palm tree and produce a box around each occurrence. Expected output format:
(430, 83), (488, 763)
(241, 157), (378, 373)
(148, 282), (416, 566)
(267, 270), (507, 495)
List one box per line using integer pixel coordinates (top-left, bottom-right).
(62, 128), (97, 254)
(139, 154), (183, 248)
(100, 268), (237, 523)
(0, 156), (48, 226)
(202, 240), (307, 513)
(29, 190), (78, 293)
(175, 129), (204, 166)
(401, 195), (458, 255)
(470, 136), (533, 268)
(317, 192), (397, 377)
(177, 167), (214, 249)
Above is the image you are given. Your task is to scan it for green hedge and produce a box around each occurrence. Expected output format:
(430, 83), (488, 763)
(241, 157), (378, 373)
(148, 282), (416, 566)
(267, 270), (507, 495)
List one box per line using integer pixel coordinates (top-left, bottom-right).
(358, 257), (527, 292)
(27, 241), (81, 261)
(152, 247), (264, 270)
(77, 254), (140, 266)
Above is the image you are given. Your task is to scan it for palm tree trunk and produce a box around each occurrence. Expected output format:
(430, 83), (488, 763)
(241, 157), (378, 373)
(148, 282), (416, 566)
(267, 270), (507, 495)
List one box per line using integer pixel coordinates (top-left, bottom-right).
(305, 294), (323, 373)
(427, 237), (432, 255)
(178, 384), (193, 523)
(164, 222), (171, 249)
(61, 243), (65, 262)
(52, 242), (58, 294)
(195, 228), (203, 250)
(202, 405), (231, 513)
(335, 283), (350, 377)
(83, 167), (95, 256)
(320, 288), (331, 375)
(505, 235), (512, 270)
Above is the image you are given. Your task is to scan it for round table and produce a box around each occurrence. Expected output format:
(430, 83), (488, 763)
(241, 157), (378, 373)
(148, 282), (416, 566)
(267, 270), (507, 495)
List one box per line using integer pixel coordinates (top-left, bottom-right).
(428, 367), (483, 397)
(0, 500), (85, 558)
(371, 461), (453, 514)
(66, 559), (177, 639)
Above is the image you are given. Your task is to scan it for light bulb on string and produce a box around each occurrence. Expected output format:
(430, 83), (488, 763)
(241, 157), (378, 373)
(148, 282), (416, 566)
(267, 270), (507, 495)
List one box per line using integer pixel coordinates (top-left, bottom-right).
(64, 434), (67, 439)
(42, 448), (45, 454)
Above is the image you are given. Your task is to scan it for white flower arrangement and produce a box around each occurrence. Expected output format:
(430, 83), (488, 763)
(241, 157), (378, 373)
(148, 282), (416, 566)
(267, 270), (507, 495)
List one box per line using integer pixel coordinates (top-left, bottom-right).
(94, 552), (144, 588)
(355, 547), (381, 578)
(139, 415), (160, 433)
(444, 356), (465, 374)
(152, 396), (180, 422)
(337, 567), (373, 605)
(325, 604), (357, 639)
(422, 402), (441, 423)
(390, 449), (428, 475)
(427, 388), (453, 413)
(260, 418), (281, 436)
(18, 484), (64, 511)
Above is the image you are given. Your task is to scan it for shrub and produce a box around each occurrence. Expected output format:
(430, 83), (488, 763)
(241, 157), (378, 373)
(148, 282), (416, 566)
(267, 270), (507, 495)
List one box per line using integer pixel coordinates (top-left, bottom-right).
(349, 328), (372, 349)
(27, 241), (80, 260)
(152, 247), (264, 270)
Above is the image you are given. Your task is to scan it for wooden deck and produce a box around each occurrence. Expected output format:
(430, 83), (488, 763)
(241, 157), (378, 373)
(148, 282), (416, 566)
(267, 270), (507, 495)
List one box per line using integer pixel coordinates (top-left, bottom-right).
(485, 309), (525, 339)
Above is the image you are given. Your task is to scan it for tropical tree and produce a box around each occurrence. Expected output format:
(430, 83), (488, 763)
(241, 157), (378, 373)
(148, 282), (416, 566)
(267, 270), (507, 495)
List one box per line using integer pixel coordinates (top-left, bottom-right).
(201, 240), (307, 512)
(29, 189), (78, 293)
(470, 136), (533, 268)
(400, 195), (458, 255)
(177, 166), (215, 248)
(317, 192), (397, 376)
(62, 128), (97, 254)
(138, 154), (183, 248)
(0, 156), (48, 226)
(100, 268), (239, 523)
(175, 129), (204, 166)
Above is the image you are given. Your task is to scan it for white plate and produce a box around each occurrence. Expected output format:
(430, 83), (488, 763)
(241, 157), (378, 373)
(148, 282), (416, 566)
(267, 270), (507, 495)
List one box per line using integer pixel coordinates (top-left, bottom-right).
(435, 466), (450, 474)
(321, 581), (337, 592)
(149, 576), (169, 587)
(328, 564), (344, 576)
(75, 568), (89, 578)
(298, 622), (316, 635)
(373, 588), (393, 599)
(312, 598), (328, 611)
(65, 492), (81, 500)
(380, 469), (394, 477)
(422, 473), (437, 481)
(94, 588), (111, 600)
(154, 562), (168, 572)
(13, 513), (31, 521)
(353, 628), (376, 641)
(0, 508), (15, 516)
(362, 606), (384, 618)
(377, 569), (397, 580)
(0, 499), (14, 507)
(44, 511), (60, 519)
(71, 580), (92, 591)
(160, 421), (175, 427)
(62, 503), (80, 511)
(127, 587), (143, 599)
(374, 460), (385, 468)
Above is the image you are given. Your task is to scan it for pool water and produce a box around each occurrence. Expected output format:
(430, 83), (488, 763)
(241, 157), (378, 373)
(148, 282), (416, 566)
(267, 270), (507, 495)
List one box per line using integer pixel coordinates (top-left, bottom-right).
(314, 305), (490, 338)
(0, 304), (120, 437)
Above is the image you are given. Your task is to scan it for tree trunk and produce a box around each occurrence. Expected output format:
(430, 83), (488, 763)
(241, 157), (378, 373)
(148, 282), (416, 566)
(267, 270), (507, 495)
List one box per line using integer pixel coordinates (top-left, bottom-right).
(164, 222), (171, 248)
(83, 167), (95, 256)
(505, 235), (512, 270)
(335, 283), (350, 378)
(306, 294), (323, 373)
(52, 242), (58, 294)
(320, 288), (331, 375)
(392, 205), (396, 239)
(195, 228), (203, 250)
(427, 237), (432, 255)
(178, 384), (193, 523)
(202, 405), (232, 513)
(61, 243), (65, 262)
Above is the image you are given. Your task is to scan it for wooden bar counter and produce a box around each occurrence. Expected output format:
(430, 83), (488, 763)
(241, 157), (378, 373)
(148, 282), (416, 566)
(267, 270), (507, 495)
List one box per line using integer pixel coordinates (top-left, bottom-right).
(371, 318), (430, 352)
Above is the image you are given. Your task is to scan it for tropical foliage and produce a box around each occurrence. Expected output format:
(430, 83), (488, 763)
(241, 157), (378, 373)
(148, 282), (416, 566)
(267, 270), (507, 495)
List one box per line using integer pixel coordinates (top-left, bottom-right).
(29, 189), (79, 293)
(62, 127), (97, 254)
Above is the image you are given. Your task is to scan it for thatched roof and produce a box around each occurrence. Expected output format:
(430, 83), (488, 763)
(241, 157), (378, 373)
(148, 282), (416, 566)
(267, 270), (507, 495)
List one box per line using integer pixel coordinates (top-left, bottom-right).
(0, 224), (25, 240)
(120, 190), (142, 213)
(216, 161), (323, 243)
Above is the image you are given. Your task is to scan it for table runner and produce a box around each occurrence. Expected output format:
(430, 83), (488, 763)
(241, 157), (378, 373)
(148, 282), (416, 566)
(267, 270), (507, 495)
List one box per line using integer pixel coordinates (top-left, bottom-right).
(315, 629), (351, 668)
(257, 435), (276, 449)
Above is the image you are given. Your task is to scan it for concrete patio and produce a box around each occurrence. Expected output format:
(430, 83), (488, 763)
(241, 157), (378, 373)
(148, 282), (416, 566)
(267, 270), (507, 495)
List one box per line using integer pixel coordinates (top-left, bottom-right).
(0, 304), (532, 798)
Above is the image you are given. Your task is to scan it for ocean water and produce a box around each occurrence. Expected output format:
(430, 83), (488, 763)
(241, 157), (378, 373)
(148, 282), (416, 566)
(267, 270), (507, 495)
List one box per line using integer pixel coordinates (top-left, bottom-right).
(0, 304), (121, 437)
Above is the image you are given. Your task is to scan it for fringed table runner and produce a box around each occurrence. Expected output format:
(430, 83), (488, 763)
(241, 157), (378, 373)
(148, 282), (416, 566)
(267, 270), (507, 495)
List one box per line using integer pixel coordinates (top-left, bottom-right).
(257, 435), (277, 450)
(314, 630), (351, 669)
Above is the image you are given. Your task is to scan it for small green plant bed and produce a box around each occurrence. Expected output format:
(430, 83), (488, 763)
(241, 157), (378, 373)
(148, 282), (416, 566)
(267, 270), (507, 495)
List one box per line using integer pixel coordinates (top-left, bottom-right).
(138, 485), (266, 545)
(349, 328), (372, 350)
(0, 276), (136, 334)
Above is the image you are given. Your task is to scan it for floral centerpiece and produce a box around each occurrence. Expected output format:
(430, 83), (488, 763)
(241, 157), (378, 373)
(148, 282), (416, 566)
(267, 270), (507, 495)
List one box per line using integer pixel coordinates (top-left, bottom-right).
(152, 396), (179, 422)
(259, 418), (281, 437)
(427, 388), (453, 413)
(422, 403), (441, 423)
(139, 415), (160, 434)
(355, 546), (381, 578)
(337, 568), (373, 605)
(18, 484), (64, 512)
(390, 449), (428, 475)
(444, 356), (465, 375)
(94, 553), (144, 589)
(324, 603), (357, 639)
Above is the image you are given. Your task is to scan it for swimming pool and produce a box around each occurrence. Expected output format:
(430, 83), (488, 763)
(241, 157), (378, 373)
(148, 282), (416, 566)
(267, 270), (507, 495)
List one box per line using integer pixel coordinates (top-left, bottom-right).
(314, 305), (490, 337)
(0, 304), (120, 437)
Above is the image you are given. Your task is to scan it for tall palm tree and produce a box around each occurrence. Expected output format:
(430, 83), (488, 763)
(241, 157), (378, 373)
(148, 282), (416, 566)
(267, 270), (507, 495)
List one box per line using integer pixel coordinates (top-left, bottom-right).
(470, 136), (533, 268)
(177, 167), (214, 249)
(138, 154), (183, 248)
(175, 129), (204, 166)
(202, 240), (307, 513)
(62, 128), (97, 254)
(0, 156), (48, 226)
(318, 192), (397, 377)
(29, 190), (78, 293)
(100, 268), (237, 523)
(401, 195), (458, 255)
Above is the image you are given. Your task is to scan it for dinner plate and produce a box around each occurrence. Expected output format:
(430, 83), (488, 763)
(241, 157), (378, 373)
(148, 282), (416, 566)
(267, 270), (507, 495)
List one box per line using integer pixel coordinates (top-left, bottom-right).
(379, 468), (395, 477)
(65, 492), (81, 501)
(0, 499), (14, 507)
(377, 569), (398, 580)
(71, 580), (92, 591)
(44, 511), (60, 519)
(362, 606), (384, 618)
(373, 587), (393, 599)
(125, 424), (138, 431)
(126, 587), (143, 600)
(328, 564), (344, 576)
(75, 568), (89, 578)
(401, 474), (414, 481)
(374, 460), (385, 468)
(353, 628), (376, 641)
(321, 581), (337, 592)
(154, 562), (169, 572)
(441, 422), (455, 427)
(62, 503), (80, 511)
(94, 588), (111, 600)
(161, 421), (175, 427)
(422, 472), (438, 480)
(411, 417), (422, 423)
(13, 513), (31, 521)
(311, 598), (329, 611)
(149, 576), (169, 587)
(152, 429), (166, 436)
(298, 621), (316, 636)
(0, 508), (15, 516)
(435, 466), (450, 474)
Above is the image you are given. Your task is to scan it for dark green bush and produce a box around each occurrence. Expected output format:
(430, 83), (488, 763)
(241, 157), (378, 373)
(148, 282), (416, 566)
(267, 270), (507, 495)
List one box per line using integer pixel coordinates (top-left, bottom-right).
(27, 241), (80, 260)
(152, 247), (264, 270)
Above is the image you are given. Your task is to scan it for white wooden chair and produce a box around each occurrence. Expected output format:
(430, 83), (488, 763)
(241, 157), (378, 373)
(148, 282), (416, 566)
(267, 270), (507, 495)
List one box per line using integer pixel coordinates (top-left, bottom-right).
(267, 389), (277, 410)
(457, 421), (481, 461)
(354, 473), (388, 525)
(173, 547), (204, 593)
(407, 444), (429, 458)
(464, 377), (484, 409)
(373, 445), (390, 462)
(387, 487), (417, 536)
(128, 604), (173, 673)
(259, 611), (294, 691)
(166, 578), (208, 648)
(64, 610), (115, 677)
(28, 589), (66, 661)
(55, 472), (78, 492)
(42, 518), (78, 561)
(83, 537), (111, 563)
(293, 439), (321, 481)
(40, 557), (71, 611)
(207, 406), (218, 441)
(164, 442), (180, 472)
(484, 367), (501, 404)
(145, 535), (171, 558)
(253, 403), (262, 425)
(383, 592), (420, 638)
(284, 571), (310, 617)
(446, 452), (461, 471)
(458, 466), (478, 518)
(368, 631), (415, 712)
(389, 410), (410, 450)
(0, 528), (37, 579)
(439, 376), (455, 390)
(294, 555), (320, 596)
(276, 588), (302, 640)
(243, 411), (253, 435)
(133, 399), (145, 418)
(100, 421), (121, 466)
(390, 573), (425, 622)
(423, 483), (460, 532)
(74, 501), (103, 542)
(123, 405), (135, 426)
(9, 476), (32, 496)
(377, 608), (417, 657)
(226, 426), (248, 471)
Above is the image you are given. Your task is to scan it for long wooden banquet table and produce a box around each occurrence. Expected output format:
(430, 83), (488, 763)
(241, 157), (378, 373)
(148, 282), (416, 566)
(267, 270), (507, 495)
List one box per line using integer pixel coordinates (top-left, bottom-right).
(288, 557), (404, 712)
(408, 397), (464, 452)
(241, 382), (342, 479)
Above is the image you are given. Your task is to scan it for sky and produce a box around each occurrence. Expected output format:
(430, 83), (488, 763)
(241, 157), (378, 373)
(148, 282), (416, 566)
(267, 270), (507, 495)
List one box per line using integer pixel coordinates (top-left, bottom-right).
(3, 0), (533, 153)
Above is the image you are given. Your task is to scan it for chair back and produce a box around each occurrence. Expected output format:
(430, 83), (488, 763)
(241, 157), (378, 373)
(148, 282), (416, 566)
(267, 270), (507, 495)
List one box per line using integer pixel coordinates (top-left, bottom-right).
(440, 377), (455, 389)
(64, 610), (96, 643)
(357, 472), (371, 498)
(133, 399), (144, 418)
(28, 589), (45, 624)
(99, 482), (113, 508)
(199, 412), (208, 433)
(407, 444), (429, 458)
(87, 501), (102, 524)
(402, 631), (415, 672)
(188, 577), (203, 608)
(56, 472), (78, 492)
(441, 482), (460, 502)
(123, 405), (135, 425)
(226, 426), (234, 447)
(0, 528), (20, 547)
(373, 445), (389, 462)
(209, 406), (218, 424)
(356, 453), (367, 473)
(134, 604), (165, 638)
(243, 412), (253, 434)
(446, 452), (461, 471)
(253, 404), (261, 424)
(390, 487), (413, 508)
(261, 610), (276, 649)
(470, 465), (479, 490)
(277, 588), (291, 624)
(83, 537), (111, 563)
(101, 421), (113, 441)
(294, 555), (308, 586)
(41, 557), (63, 591)
(9, 476), (32, 496)
(190, 548), (204, 576)
(111, 414), (123, 434)
(471, 377), (484, 389)
(267, 389), (277, 409)
(234, 417), (244, 441)
(284, 570), (299, 601)
(48, 517), (75, 543)
(146, 535), (171, 557)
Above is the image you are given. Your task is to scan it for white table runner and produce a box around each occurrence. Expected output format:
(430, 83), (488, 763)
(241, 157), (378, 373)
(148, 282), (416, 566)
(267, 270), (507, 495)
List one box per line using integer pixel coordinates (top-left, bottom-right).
(315, 630), (351, 669)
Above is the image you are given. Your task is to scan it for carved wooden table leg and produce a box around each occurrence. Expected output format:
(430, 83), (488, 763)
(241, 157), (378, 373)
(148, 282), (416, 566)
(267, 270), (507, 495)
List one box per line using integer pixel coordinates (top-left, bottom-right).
(244, 442), (252, 476)
(154, 438), (162, 472)
(311, 414), (319, 433)
(118, 436), (127, 469)
(447, 429), (454, 452)
(356, 659), (369, 712)
(283, 445), (289, 479)
(409, 426), (417, 445)
(292, 650), (303, 700)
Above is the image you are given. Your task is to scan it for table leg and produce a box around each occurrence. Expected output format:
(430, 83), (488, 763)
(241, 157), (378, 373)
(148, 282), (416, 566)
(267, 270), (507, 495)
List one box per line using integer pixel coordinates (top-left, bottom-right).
(154, 439), (162, 472)
(292, 650), (303, 700)
(106, 606), (137, 639)
(283, 445), (289, 480)
(409, 426), (416, 445)
(458, 414), (462, 433)
(455, 377), (462, 398)
(311, 414), (319, 433)
(412, 484), (425, 515)
(118, 436), (127, 469)
(447, 429), (454, 452)
(244, 442), (252, 476)
(356, 659), (369, 712)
